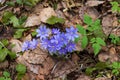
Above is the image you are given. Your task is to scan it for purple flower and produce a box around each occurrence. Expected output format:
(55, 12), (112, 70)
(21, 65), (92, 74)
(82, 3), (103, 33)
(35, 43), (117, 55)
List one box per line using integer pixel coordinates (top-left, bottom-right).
(36, 25), (50, 40)
(65, 42), (76, 52)
(29, 39), (38, 50)
(40, 38), (49, 49)
(52, 28), (60, 35)
(65, 26), (79, 41)
(48, 36), (62, 53)
(59, 32), (69, 45)
(22, 41), (30, 52)
(58, 47), (67, 55)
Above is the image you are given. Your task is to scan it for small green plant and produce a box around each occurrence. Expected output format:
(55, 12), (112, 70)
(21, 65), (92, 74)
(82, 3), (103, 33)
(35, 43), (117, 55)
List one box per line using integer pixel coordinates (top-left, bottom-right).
(110, 1), (120, 13)
(0, 39), (16, 62)
(1, 11), (27, 38)
(16, 64), (26, 80)
(111, 62), (120, 76)
(77, 14), (106, 55)
(109, 34), (120, 45)
(85, 62), (109, 75)
(46, 16), (65, 25)
(0, 71), (12, 80)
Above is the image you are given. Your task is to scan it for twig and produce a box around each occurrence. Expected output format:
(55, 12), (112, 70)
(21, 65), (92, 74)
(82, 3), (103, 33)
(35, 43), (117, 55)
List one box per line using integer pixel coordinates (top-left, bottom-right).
(0, 5), (8, 11)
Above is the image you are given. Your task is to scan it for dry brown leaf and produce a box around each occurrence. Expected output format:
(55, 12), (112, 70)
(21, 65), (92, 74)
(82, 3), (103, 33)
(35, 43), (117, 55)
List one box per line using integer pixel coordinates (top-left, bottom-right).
(86, 1), (105, 7)
(102, 15), (113, 36)
(23, 47), (48, 64)
(10, 39), (22, 53)
(94, 77), (111, 80)
(25, 7), (56, 27)
(76, 74), (91, 80)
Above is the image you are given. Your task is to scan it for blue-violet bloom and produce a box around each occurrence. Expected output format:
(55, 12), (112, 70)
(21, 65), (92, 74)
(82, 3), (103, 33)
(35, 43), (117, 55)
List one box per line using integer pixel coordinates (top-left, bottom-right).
(22, 41), (30, 52)
(52, 28), (60, 35)
(65, 42), (76, 52)
(65, 26), (79, 41)
(40, 38), (49, 49)
(30, 39), (38, 50)
(36, 25), (50, 40)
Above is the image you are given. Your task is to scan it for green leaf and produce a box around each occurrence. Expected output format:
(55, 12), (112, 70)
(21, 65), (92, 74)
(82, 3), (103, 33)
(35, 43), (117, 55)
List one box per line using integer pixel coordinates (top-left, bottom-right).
(8, 51), (16, 59)
(0, 48), (8, 62)
(1, 11), (14, 24)
(112, 69), (119, 76)
(92, 43), (101, 56)
(96, 37), (106, 46)
(110, 1), (119, 12)
(112, 62), (120, 69)
(95, 62), (109, 70)
(85, 67), (96, 75)
(90, 38), (96, 43)
(3, 71), (10, 78)
(83, 14), (92, 25)
(6, 1), (15, 7)
(14, 29), (26, 38)
(19, 16), (27, 25)
(1, 39), (9, 46)
(10, 16), (20, 27)
(16, 64), (26, 75)
(31, 30), (37, 37)
(46, 16), (65, 25)
(76, 24), (86, 35)
(74, 37), (80, 43)
(16, 0), (23, 5)
(0, 77), (5, 80)
(81, 36), (88, 48)
(92, 19), (100, 30)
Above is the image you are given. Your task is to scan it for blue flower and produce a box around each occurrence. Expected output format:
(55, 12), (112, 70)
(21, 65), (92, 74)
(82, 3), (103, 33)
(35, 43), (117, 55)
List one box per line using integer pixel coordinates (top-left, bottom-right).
(65, 26), (79, 41)
(65, 42), (76, 52)
(36, 25), (50, 40)
(22, 41), (30, 52)
(48, 36), (62, 53)
(40, 38), (49, 49)
(30, 39), (38, 50)
(52, 28), (60, 35)
(59, 32), (69, 45)
(58, 47), (67, 55)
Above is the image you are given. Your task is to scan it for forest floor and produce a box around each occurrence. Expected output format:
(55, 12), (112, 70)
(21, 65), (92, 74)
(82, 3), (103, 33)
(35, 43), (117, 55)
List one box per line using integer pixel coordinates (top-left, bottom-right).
(0, 0), (120, 80)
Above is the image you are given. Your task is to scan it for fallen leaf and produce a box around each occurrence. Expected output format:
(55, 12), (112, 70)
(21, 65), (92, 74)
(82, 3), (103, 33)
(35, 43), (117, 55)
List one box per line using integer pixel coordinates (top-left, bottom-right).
(10, 39), (22, 53)
(76, 74), (91, 80)
(86, 1), (105, 7)
(94, 77), (111, 80)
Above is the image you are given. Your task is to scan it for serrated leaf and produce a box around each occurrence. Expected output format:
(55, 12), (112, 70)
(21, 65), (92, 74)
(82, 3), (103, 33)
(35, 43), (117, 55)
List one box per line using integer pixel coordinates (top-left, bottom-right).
(83, 14), (92, 25)
(46, 16), (65, 25)
(90, 38), (96, 43)
(96, 37), (106, 46)
(81, 36), (88, 48)
(92, 19), (101, 30)
(110, 1), (119, 12)
(16, 64), (26, 75)
(10, 16), (20, 27)
(92, 43), (101, 56)
(76, 24), (86, 35)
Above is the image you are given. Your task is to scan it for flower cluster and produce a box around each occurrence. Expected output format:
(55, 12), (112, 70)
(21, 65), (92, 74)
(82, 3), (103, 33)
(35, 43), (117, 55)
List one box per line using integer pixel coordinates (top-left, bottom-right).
(22, 25), (79, 55)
